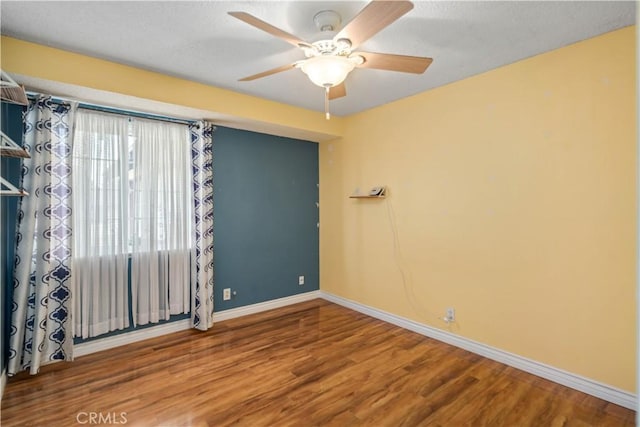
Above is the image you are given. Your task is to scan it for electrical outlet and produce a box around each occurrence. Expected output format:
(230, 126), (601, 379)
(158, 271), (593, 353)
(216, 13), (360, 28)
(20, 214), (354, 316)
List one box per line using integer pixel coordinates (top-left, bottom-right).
(223, 288), (231, 301)
(298, 275), (305, 286)
(445, 307), (455, 322)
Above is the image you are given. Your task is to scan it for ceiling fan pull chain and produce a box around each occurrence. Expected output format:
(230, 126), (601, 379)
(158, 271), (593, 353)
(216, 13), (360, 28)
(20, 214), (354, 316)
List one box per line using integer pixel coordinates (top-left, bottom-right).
(325, 86), (330, 120)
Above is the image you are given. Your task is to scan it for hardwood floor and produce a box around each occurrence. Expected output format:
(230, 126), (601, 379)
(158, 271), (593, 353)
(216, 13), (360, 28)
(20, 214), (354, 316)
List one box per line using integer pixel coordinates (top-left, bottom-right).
(2, 299), (635, 426)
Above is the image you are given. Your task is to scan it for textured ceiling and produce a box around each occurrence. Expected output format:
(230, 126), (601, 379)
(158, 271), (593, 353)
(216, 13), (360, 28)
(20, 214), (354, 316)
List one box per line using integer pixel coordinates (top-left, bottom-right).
(1, 1), (635, 117)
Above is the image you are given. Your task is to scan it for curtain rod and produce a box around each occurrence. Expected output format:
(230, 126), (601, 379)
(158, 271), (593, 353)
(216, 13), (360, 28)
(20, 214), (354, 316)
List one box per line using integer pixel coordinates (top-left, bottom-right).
(26, 91), (199, 127)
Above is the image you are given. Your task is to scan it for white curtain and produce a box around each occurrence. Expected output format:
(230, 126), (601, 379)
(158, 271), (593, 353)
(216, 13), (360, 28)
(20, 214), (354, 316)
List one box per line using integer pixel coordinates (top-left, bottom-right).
(130, 118), (192, 326)
(71, 110), (130, 338)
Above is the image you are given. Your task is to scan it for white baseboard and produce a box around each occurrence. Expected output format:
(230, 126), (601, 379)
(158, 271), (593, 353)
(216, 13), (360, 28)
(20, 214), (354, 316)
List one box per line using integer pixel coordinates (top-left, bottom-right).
(74, 290), (322, 358)
(320, 291), (637, 411)
(1, 367), (6, 401)
(74, 319), (192, 357)
(212, 291), (321, 322)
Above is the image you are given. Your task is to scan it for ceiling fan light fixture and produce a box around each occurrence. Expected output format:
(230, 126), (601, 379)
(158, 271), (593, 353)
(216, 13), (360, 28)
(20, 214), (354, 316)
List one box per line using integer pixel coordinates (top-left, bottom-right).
(300, 55), (355, 88)
(230, 1), (431, 120)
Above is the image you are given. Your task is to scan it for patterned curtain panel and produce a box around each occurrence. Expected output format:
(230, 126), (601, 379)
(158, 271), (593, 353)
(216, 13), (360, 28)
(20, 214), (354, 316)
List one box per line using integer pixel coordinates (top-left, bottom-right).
(8, 96), (76, 375)
(189, 121), (215, 331)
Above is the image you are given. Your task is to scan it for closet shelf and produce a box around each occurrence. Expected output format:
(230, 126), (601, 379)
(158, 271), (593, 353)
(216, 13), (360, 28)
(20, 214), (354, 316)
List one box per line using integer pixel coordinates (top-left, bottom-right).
(1, 131), (30, 158)
(0, 147), (30, 158)
(0, 84), (30, 194)
(1, 70), (28, 106)
(0, 176), (28, 197)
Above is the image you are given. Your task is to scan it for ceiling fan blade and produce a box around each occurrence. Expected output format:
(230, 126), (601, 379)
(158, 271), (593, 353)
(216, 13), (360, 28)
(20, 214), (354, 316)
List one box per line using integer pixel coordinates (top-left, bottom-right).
(229, 12), (309, 48)
(329, 83), (347, 100)
(239, 64), (296, 81)
(357, 51), (433, 74)
(335, 1), (414, 50)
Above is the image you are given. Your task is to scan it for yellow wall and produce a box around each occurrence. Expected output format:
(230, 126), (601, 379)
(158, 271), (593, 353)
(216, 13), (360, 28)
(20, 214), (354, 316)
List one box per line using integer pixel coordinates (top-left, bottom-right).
(320, 26), (636, 392)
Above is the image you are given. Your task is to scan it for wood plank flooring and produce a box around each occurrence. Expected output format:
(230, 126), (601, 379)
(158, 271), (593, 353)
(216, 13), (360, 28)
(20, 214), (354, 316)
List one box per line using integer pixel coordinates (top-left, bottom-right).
(1, 299), (636, 426)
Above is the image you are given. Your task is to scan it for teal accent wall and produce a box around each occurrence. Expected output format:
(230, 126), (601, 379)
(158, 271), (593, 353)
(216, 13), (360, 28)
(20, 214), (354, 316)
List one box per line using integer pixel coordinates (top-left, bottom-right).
(1, 102), (25, 373)
(2, 117), (319, 353)
(212, 126), (319, 311)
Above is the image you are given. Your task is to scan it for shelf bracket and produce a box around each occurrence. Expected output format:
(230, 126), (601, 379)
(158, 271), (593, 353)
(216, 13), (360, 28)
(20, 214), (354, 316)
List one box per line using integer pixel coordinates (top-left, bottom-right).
(1, 130), (29, 158)
(0, 70), (28, 106)
(0, 176), (27, 196)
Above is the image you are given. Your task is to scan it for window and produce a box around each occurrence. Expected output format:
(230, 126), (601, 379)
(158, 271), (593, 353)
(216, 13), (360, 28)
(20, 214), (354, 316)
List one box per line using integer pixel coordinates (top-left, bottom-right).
(73, 111), (192, 256)
(72, 108), (192, 337)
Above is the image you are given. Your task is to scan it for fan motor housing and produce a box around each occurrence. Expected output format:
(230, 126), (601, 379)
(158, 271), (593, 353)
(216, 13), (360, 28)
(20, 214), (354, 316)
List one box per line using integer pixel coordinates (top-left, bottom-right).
(307, 38), (352, 57)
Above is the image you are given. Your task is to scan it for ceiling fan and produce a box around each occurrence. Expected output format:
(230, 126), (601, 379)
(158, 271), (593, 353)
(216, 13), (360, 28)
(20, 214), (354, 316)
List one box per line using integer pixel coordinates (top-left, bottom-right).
(228, 0), (433, 119)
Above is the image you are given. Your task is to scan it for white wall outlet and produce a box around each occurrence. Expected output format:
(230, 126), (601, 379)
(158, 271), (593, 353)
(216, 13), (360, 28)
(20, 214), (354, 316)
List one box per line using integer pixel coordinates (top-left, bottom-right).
(223, 288), (231, 301)
(298, 275), (305, 286)
(445, 307), (455, 323)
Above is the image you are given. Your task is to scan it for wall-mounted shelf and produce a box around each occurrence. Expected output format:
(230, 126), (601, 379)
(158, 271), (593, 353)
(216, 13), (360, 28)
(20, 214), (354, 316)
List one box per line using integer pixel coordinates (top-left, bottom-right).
(1, 70), (28, 106)
(349, 195), (385, 199)
(350, 186), (386, 199)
